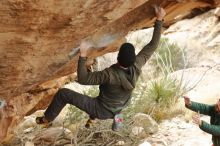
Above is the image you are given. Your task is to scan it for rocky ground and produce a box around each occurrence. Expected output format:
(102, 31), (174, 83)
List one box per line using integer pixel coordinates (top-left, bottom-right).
(144, 115), (212, 146)
(4, 112), (212, 146)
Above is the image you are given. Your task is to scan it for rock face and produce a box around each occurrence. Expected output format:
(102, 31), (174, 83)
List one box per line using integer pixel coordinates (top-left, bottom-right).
(0, 0), (220, 143)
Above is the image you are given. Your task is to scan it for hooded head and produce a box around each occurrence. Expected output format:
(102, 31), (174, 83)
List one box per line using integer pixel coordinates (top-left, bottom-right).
(117, 43), (136, 68)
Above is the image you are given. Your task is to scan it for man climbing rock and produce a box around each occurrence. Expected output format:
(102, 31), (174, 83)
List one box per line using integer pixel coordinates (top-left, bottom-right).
(184, 96), (220, 146)
(36, 6), (166, 131)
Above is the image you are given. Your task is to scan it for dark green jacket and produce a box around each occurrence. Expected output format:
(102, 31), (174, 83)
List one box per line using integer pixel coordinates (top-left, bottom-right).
(186, 101), (220, 146)
(77, 20), (162, 113)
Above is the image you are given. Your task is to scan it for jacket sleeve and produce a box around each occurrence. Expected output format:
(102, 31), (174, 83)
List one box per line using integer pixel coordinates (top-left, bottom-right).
(77, 57), (111, 85)
(199, 121), (220, 136)
(186, 101), (215, 116)
(135, 20), (163, 69)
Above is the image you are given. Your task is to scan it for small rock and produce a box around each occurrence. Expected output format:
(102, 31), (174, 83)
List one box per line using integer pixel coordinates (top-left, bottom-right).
(139, 140), (152, 146)
(25, 141), (35, 146)
(161, 140), (168, 146)
(17, 116), (36, 131)
(116, 141), (125, 145)
(33, 127), (72, 142)
(55, 139), (70, 145)
(23, 127), (35, 133)
(177, 123), (191, 129)
(215, 8), (220, 17)
(132, 126), (144, 135)
(164, 134), (169, 136)
(172, 117), (181, 123)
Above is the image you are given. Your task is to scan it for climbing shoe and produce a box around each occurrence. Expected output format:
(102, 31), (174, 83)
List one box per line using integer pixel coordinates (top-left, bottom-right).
(112, 114), (123, 131)
(36, 116), (52, 128)
(85, 118), (95, 128)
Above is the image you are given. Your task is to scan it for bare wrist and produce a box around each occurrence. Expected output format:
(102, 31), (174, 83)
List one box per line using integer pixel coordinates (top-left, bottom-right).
(156, 17), (163, 21)
(185, 101), (192, 107)
(188, 101), (192, 106)
(80, 53), (87, 57)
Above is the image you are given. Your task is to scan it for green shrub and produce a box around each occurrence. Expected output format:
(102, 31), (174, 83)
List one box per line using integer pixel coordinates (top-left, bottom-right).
(83, 86), (99, 97)
(150, 38), (185, 75)
(147, 77), (178, 108)
(124, 76), (185, 122)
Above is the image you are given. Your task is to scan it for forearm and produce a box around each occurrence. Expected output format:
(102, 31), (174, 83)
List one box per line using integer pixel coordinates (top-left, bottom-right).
(135, 20), (162, 67)
(200, 121), (220, 136)
(77, 57), (110, 85)
(186, 101), (214, 115)
(148, 20), (163, 47)
(77, 56), (88, 84)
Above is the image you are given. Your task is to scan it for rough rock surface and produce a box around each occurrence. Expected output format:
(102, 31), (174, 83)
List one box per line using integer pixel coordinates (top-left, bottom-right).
(132, 113), (159, 135)
(164, 8), (220, 67)
(1, 0), (220, 143)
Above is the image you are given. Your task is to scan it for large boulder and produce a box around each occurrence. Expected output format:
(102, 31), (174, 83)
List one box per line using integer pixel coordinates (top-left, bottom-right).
(132, 113), (159, 135)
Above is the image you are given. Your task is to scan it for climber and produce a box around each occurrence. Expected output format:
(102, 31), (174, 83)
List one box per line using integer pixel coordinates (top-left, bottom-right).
(184, 96), (220, 146)
(36, 5), (166, 131)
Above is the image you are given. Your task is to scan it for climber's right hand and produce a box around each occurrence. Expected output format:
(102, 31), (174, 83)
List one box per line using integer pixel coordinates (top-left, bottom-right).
(79, 40), (93, 57)
(153, 5), (166, 21)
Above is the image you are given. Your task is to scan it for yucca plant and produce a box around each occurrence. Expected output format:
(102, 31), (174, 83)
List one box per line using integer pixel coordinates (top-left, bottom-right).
(147, 77), (178, 108)
(126, 76), (185, 122)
